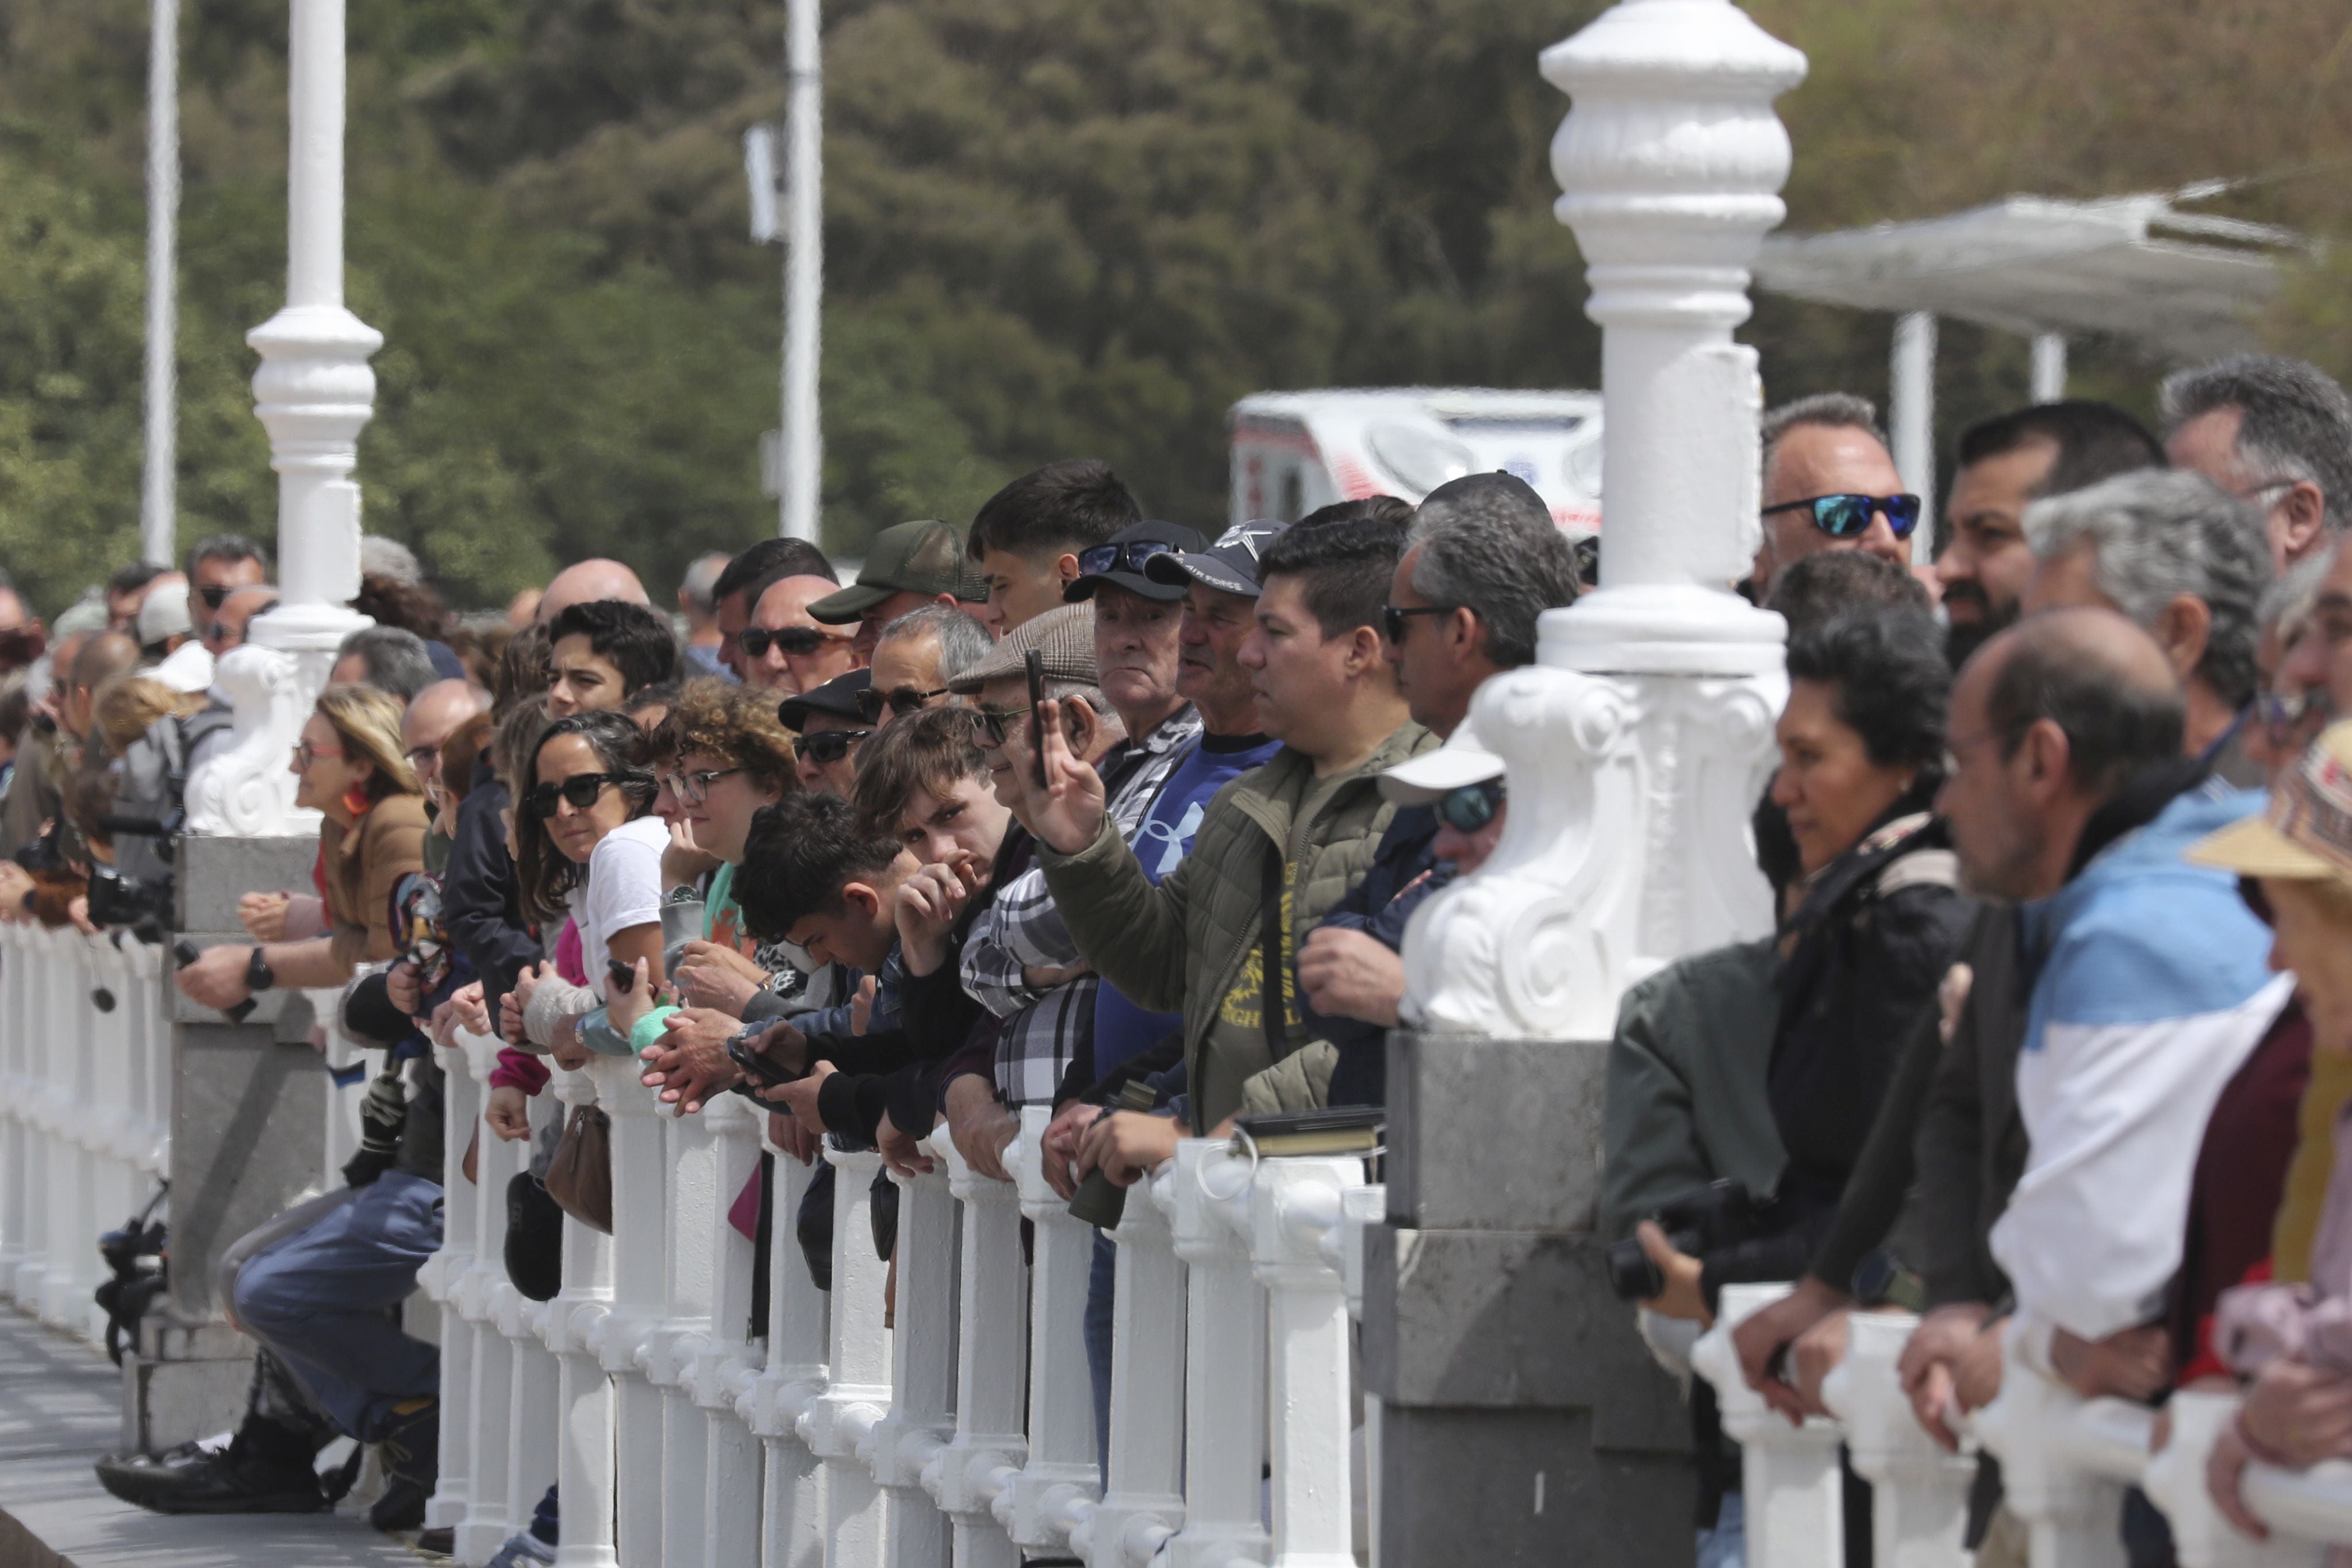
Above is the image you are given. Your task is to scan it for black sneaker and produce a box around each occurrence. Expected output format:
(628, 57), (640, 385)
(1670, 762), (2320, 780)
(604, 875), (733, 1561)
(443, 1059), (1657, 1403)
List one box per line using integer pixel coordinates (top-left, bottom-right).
(94, 1439), (329, 1515)
(367, 1399), (439, 1533)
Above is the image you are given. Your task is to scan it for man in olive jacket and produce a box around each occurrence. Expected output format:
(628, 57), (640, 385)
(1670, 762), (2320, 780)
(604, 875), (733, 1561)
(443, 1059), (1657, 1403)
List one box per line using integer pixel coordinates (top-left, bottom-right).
(1027, 514), (1437, 1142)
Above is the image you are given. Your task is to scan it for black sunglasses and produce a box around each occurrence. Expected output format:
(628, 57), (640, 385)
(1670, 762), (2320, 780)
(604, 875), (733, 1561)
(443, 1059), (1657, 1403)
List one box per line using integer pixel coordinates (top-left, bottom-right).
(526, 771), (645, 818)
(1077, 540), (1179, 578)
(1759, 493), (1923, 540)
(198, 583), (231, 610)
(795, 728), (871, 765)
(1382, 604), (1454, 643)
(1436, 777), (1505, 834)
(742, 625), (851, 659)
(975, 705), (1036, 746)
(856, 685), (950, 724)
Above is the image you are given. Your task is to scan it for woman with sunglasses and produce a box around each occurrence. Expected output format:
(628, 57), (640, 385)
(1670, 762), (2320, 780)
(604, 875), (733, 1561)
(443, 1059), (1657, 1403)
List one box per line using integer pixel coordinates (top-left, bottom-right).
(1634, 608), (1974, 1332)
(497, 710), (669, 1060)
(175, 685), (430, 1012)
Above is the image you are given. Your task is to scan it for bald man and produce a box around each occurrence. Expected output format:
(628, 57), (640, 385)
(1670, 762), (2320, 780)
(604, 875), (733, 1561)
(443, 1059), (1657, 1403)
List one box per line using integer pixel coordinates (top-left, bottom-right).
(742, 574), (862, 695)
(537, 559), (650, 625)
(402, 679), (491, 840)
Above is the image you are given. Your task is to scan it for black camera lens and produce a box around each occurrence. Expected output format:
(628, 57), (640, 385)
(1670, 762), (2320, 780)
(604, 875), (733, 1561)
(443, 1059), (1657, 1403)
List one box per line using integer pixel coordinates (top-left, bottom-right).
(1605, 1235), (1665, 1301)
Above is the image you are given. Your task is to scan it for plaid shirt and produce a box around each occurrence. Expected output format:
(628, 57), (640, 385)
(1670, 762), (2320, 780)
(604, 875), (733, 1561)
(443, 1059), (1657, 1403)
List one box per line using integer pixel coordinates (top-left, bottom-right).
(961, 705), (1203, 1105)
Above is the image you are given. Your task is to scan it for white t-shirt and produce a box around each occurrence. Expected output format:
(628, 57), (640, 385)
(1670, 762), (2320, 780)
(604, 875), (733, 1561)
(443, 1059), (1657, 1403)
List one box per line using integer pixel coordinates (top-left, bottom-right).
(568, 815), (670, 1000)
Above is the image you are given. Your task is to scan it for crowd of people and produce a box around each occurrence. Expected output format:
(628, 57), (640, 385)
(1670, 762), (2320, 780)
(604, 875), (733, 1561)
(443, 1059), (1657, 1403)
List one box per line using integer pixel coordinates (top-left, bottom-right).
(2, 351), (2350, 1566)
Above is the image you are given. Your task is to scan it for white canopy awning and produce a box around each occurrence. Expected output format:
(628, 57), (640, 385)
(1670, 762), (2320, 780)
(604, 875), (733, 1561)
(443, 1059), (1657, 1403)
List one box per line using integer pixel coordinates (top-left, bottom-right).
(1753, 193), (2303, 363)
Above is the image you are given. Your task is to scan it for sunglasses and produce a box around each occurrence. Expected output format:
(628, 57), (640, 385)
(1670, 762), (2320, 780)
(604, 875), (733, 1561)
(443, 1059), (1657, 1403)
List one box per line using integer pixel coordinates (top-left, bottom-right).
(1435, 777), (1505, 834)
(795, 729), (871, 765)
(661, 766), (743, 806)
(1077, 540), (1179, 578)
(1383, 604), (1453, 644)
(856, 685), (950, 724)
(526, 771), (643, 818)
(974, 705), (1035, 746)
(198, 583), (231, 610)
(741, 624), (854, 659)
(1760, 493), (1924, 540)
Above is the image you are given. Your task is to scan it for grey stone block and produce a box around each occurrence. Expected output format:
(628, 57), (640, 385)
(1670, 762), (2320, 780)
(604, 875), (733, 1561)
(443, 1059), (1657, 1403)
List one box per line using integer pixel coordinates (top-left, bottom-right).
(174, 834), (316, 937)
(120, 1349), (253, 1453)
(1365, 1224), (1689, 1454)
(166, 1024), (326, 1321)
(1378, 1404), (1694, 1567)
(1384, 1031), (1608, 1231)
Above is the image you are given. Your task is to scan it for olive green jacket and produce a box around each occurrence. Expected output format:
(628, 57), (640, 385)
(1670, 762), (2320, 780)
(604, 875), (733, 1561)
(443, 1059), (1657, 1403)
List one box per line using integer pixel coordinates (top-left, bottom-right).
(1036, 720), (1437, 1132)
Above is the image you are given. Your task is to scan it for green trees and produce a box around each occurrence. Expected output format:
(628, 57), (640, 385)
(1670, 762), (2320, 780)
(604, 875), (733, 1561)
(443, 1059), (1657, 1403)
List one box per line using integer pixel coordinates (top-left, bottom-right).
(0, 0), (2346, 612)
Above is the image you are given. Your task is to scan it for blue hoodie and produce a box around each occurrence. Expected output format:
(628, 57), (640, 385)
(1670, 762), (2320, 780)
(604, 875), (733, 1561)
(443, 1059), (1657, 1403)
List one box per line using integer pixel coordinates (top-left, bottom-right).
(1994, 783), (2292, 1367)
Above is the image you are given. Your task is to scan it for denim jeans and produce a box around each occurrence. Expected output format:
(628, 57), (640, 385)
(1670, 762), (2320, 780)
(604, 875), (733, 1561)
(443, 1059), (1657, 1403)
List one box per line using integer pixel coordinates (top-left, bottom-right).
(232, 1170), (444, 1442)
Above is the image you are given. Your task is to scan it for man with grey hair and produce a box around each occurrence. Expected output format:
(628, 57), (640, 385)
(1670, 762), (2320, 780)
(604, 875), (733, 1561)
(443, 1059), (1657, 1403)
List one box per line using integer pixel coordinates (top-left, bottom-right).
(1754, 392), (1915, 591)
(2161, 353), (2352, 572)
(329, 625), (439, 704)
(1386, 470), (1581, 739)
(2023, 467), (2273, 782)
(866, 601), (993, 729)
(677, 549), (732, 680)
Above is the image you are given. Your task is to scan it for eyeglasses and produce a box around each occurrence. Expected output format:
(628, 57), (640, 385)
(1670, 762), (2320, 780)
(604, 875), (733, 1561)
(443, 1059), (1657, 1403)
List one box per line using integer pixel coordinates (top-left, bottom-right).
(1435, 777), (1505, 834)
(662, 766), (743, 805)
(290, 740), (345, 769)
(1760, 493), (1924, 540)
(1077, 540), (1179, 578)
(741, 624), (855, 659)
(1383, 604), (1453, 643)
(795, 729), (871, 766)
(856, 685), (951, 724)
(974, 705), (1035, 746)
(526, 771), (640, 818)
(198, 583), (231, 610)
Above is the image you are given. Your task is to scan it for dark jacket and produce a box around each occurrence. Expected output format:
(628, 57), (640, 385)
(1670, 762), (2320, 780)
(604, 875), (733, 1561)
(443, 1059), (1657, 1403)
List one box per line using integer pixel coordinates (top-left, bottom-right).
(1697, 810), (1974, 1305)
(444, 764), (539, 1015)
(1305, 804), (1441, 1109)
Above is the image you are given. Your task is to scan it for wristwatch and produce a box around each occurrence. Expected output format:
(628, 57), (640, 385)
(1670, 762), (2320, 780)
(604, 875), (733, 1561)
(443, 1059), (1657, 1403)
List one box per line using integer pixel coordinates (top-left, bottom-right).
(245, 947), (276, 995)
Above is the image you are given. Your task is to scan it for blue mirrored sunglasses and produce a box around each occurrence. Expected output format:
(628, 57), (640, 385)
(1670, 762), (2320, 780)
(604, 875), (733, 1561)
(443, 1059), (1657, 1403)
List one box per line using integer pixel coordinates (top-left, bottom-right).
(1759, 493), (1923, 540)
(1077, 540), (1179, 577)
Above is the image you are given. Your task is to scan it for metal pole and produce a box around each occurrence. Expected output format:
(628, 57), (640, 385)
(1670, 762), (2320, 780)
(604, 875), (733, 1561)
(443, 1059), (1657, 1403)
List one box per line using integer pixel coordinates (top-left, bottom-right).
(779, 0), (823, 543)
(140, 0), (180, 570)
(2031, 332), (2067, 404)
(1890, 311), (1937, 566)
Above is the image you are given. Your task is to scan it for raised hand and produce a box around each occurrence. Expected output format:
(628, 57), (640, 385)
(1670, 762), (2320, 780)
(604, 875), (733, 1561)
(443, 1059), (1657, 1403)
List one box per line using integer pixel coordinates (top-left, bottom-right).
(1027, 696), (1109, 855)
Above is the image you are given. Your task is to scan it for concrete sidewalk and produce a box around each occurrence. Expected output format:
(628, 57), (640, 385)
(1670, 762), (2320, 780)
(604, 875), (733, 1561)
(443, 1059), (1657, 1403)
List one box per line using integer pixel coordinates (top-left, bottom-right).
(0, 1308), (425, 1567)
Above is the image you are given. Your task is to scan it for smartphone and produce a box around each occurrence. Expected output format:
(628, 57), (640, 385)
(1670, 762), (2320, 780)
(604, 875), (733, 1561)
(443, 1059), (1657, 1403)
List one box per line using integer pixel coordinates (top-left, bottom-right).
(608, 957), (636, 994)
(727, 1035), (797, 1088)
(1025, 648), (1049, 788)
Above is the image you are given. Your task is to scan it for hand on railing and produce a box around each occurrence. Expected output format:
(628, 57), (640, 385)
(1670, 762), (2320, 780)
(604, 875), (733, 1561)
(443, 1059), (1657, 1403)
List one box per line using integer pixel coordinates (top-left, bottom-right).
(1078, 1110), (1181, 1190)
(1734, 1275), (1854, 1425)
(2049, 1323), (2172, 1403)
(1037, 1100), (1096, 1200)
(875, 1107), (933, 1178)
(943, 1075), (1019, 1182)
(485, 1084), (531, 1142)
(1898, 1303), (1997, 1451)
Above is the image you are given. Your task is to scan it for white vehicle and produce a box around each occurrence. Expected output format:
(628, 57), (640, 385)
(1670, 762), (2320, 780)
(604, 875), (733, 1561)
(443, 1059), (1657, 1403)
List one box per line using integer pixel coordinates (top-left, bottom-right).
(1228, 387), (1603, 533)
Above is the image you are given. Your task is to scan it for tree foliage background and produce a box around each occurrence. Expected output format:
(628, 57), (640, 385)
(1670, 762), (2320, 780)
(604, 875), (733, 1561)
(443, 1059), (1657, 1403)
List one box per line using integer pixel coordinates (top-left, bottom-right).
(0, 0), (2346, 613)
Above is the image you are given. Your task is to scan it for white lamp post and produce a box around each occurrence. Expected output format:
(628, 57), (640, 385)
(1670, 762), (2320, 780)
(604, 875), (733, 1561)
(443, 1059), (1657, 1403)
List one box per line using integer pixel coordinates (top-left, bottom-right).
(141, 0), (180, 570)
(185, 0), (378, 835)
(779, 0), (823, 543)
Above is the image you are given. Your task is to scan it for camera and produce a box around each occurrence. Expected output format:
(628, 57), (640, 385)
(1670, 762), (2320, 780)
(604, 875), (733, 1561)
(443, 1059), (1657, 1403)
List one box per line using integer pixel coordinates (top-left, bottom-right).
(86, 864), (175, 936)
(94, 1193), (167, 1367)
(1606, 1179), (1766, 1301)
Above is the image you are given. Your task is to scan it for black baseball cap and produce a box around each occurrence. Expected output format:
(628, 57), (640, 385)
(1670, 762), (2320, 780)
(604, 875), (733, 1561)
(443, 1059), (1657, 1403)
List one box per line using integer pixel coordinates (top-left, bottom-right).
(1064, 521), (1208, 604)
(1143, 520), (1289, 598)
(777, 668), (873, 732)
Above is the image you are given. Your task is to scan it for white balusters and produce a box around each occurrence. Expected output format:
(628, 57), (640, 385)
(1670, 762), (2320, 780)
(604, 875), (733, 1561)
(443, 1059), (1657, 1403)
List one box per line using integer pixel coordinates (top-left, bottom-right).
(870, 1148), (953, 1568)
(495, 1086), (562, 1568)
(1073, 1161), (1186, 1568)
(1008, 1107), (1103, 1555)
(1694, 1284), (1844, 1568)
(691, 1090), (770, 1567)
(925, 1129), (1025, 1567)
(640, 1101), (720, 1567)
(1164, 1139), (1270, 1568)
(418, 1029), (483, 1538)
(745, 1129), (828, 1568)
(0, 920), (33, 1296)
(800, 1143), (890, 1568)
(541, 1064), (619, 1568)
(458, 1031), (523, 1565)
(590, 1053), (668, 1565)
(1820, 1312), (1974, 1568)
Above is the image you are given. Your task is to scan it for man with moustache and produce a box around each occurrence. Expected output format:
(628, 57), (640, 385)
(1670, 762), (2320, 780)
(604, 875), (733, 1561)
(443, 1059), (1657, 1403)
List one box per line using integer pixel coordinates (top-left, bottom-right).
(1936, 402), (2166, 668)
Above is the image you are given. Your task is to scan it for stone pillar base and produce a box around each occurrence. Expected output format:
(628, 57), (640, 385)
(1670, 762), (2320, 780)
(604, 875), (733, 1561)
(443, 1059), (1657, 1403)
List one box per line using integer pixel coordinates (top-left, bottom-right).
(121, 1317), (253, 1454)
(1369, 1031), (1694, 1565)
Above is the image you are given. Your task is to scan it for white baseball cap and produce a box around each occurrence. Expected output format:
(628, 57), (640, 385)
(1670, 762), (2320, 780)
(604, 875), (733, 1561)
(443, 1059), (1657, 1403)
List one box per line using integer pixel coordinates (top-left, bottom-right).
(1380, 716), (1504, 805)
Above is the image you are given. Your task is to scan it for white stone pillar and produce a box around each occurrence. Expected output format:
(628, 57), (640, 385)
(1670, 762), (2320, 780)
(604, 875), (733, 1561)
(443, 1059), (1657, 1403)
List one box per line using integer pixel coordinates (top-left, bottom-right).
(1163, 1140), (1270, 1568)
(801, 1144), (890, 1568)
(1009, 1109), (1102, 1555)
(686, 1091), (767, 1567)
(1694, 1285), (1844, 1568)
(1819, 1311), (1974, 1568)
(141, 0), (180, 568)
(2032, 332), (2068, 404)
(189, 0), (377, 836)
(924, 1134), (1025, 1568)
(539, 1068), (620, 1568)
(1891, 310), (1938, 567)
(744, 1135), (829, 1568)
(1071, 1164), (1187, 1568)
(870, 1155), (954, 1568)
(1404, 0), (1804, 1037)
(779, 0), (823, 542)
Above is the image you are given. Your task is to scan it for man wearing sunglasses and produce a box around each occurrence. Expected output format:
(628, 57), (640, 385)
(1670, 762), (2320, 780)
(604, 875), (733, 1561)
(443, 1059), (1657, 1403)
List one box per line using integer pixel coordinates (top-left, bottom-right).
(744, 572), (863, 696)
(185, 533), (270, 644)
(864, 604), (993, 730)
(1754, 394), (1913, 593)
(781, 671), (875, 797)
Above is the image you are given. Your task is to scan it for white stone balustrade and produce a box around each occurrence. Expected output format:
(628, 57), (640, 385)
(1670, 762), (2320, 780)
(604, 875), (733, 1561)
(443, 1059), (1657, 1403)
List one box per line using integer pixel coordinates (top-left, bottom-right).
(1694, 1282), (2352, 1568)
(0, 923), (172, 1344)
